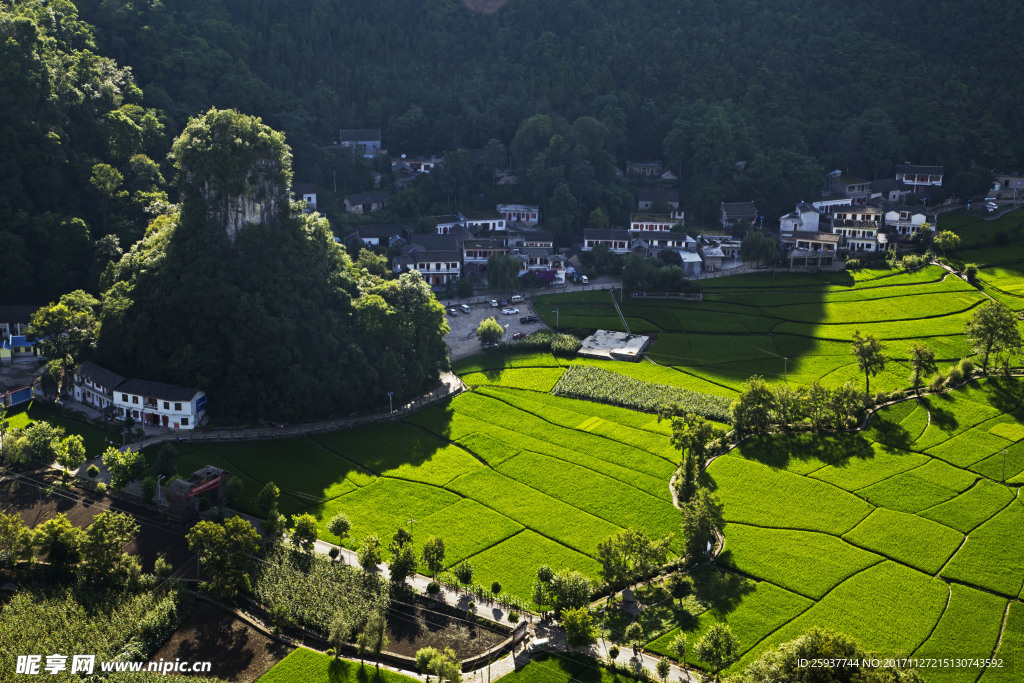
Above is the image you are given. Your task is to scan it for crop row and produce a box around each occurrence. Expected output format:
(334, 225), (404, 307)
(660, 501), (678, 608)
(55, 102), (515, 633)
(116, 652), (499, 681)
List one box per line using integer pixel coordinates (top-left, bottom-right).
(552, 365), (733, 421)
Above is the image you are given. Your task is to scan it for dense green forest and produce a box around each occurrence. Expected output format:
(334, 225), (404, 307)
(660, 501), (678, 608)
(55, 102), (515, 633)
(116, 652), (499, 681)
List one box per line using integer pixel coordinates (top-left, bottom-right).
(3, 0), (1023, 303)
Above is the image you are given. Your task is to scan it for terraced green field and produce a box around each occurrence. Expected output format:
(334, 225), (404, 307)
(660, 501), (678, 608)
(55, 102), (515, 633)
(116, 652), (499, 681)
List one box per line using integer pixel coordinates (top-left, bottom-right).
(158, 386), (680, 604)
(697, 378), (1024, 679)
(535, 264), (998, 395)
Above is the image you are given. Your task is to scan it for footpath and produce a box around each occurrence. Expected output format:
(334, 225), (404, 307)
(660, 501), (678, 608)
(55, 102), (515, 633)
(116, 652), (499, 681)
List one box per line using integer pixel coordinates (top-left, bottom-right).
(126, 372), (466, 452)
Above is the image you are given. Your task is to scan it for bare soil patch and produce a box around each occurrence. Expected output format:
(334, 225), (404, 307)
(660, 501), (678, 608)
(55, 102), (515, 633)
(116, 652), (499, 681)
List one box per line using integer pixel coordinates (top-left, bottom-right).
(0, 472), (196, 577)
(150, 600), (290, 682)
(385, 598), (506, 658)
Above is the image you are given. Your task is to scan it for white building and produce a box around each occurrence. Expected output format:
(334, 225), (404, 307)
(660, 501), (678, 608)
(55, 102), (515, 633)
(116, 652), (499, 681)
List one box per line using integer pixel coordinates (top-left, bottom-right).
(629, 211), (685, 232)
(462, 211), (507, 232)
(779, 202), (822, 233)
(497, 204), (541, 226)
(884, 210), (928, 238)
(895, 163), (943, 195)
(113, 378), (206, 430)
(831, 206), (884, 252)
(72, 362), (126, 413)
(583, 229), (632, 254)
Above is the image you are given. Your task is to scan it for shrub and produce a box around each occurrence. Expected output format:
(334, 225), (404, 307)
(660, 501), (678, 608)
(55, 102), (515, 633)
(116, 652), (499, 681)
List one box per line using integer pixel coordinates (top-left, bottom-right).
(928, 373), (946, 393)
(86, 464), (99, 478)
(426, 581), (441, 595)
(95, 482), (108, 495)
(508, 610), (520, 624)
(499, 330), (582, 356)
(140, 476), (157, 505)
(958, 358), (975, 377)
(491, 581), (502, 595)
(946, 366), (964, 387)
(845, 258), (861, 270)
(609, 645), (620, 661)
(328, 547), (340, 561)
(964, 264), (978, 284)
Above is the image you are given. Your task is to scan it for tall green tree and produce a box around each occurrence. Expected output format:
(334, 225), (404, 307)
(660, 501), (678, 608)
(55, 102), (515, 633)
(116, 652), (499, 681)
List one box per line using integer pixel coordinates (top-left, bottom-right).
(695, 623), (740, 679)
(102, 446), (145, 490)
(964, 301), (1022, 372)
(658, 409), (724, 503)
(186, 516), (261, 598)
(731, 376), (776, 436)
(476, 317), (504, 345)
(421, 535), (446, 575)
(680, 489), (723, 561)
(82, 510), (139, 582)
(851, 331), (887, 396)
(27, 291), (100, 399)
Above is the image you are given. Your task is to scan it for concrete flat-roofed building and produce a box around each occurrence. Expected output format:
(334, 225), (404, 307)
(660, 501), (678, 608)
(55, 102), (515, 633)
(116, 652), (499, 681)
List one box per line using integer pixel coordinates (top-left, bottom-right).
(637, 188), (681, 211)
(578, 330), (651, 362)
(884, 209), (928, 238)
(583, 229), (632, 254)
(497, 204), (541, 226)
(339, 129), (383, 156)
(0, 305), (37, 342)
(630, 211), (685, 232)
(895, 163), (943, 194)
(463, 238), (508, 266)
(826, 170), (872, 204)
(343, 192), (390, 214)
(462, 210), (507, 232)
(348, 224), (405, 248)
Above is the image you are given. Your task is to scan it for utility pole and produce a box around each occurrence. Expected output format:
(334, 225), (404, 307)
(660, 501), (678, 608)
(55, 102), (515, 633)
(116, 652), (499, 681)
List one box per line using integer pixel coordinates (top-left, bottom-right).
(552, 308), (559, 330)
(387, 391), (394, 418)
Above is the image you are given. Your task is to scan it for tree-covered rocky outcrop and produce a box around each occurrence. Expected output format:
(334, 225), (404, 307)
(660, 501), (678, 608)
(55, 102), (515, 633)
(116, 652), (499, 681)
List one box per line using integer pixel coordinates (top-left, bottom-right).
(95, 109), (448, 422)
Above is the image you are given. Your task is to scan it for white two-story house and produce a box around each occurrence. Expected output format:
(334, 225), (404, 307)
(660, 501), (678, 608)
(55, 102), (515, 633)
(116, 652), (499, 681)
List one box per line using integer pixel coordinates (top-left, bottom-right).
(884, 210), (928, 238)
(113, 378), (206, 430)
(831, 206), (884, 252)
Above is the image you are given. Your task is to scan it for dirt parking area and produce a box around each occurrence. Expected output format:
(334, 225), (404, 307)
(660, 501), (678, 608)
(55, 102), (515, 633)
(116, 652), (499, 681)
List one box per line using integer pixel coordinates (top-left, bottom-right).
(443, 298), (550, 362)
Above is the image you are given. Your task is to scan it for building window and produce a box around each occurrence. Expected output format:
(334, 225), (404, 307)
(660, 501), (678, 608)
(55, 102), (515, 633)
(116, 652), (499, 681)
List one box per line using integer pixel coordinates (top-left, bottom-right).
(181, 417), (189, 426)
(122, 394), (128, 401)
(132, 396), (138, 404)
(175, 402), (182, 411)
(164, 401), (170, 410)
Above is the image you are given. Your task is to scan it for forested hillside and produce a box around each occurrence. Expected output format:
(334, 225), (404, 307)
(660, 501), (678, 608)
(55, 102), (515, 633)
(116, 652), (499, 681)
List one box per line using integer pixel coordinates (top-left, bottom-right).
(3, 0), (1022, 303)
(76, 0), (1022, 211)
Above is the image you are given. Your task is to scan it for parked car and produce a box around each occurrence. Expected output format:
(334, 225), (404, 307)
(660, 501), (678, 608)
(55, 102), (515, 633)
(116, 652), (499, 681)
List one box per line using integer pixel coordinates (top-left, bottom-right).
(512, 332), (526, 340)
(448, 307), (458, 315)
(580, 275), (589, 284)
(489, 299), (499, 307)
(529, 638), (551, 653)
(520, 315), (539, 324)
(459, 304), (471, 313)
(511, 295), (524, 303)
(502, 307), (519, 315)
(483, 342), (499, 351)
(985, 196), (997, 202)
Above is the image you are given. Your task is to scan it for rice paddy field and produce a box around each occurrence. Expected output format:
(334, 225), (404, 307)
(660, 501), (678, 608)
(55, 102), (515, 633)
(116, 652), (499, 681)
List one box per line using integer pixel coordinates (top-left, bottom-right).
(703, 378), (1024, 679)
(533, 263), (1003, 396)
(142, 247), (1024, 683)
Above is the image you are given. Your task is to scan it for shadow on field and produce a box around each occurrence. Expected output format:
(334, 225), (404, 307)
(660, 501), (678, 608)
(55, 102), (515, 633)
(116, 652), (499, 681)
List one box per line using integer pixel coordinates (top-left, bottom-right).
(736, 432), (873, 469)
(922, 396), (958, 432)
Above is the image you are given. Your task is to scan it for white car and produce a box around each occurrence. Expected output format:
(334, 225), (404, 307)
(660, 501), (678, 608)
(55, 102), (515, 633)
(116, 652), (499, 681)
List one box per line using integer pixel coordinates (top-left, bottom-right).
(489, 299), (499, 307)
(502, 307), (519, 315)
(984, 197), (997, 202)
